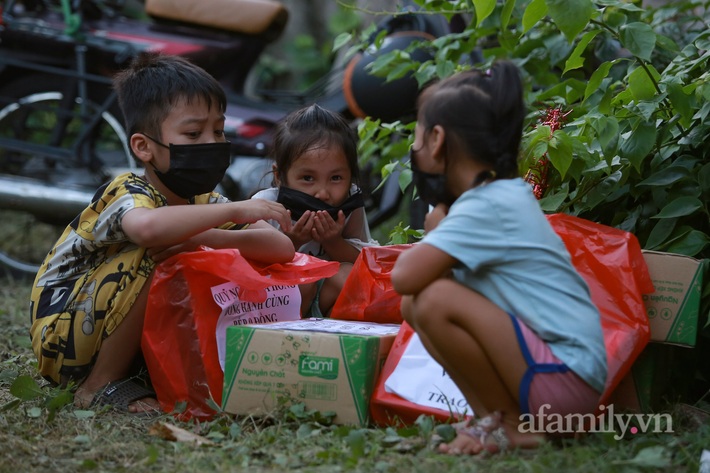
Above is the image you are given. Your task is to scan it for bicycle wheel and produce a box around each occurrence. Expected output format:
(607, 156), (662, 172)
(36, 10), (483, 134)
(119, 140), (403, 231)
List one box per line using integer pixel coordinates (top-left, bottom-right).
(0, 209), (65, 279)
(0, 73), (135, 278)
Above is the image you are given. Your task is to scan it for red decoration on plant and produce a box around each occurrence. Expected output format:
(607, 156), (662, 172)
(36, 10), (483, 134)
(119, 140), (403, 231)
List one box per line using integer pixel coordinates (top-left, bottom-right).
(524, 106), (572, 199)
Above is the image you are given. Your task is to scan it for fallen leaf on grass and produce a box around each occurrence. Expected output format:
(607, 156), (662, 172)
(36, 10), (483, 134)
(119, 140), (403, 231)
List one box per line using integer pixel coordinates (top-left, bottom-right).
(149, 422), (214, 446)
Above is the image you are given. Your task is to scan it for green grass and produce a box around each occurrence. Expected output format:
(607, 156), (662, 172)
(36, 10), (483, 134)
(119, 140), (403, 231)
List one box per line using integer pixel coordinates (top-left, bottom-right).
(1, 275), (709, 472)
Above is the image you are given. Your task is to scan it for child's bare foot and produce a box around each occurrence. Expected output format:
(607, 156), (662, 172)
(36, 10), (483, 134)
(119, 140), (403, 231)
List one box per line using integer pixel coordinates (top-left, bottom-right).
(74, 378), (161, 415)
(438, 411), (545, 455)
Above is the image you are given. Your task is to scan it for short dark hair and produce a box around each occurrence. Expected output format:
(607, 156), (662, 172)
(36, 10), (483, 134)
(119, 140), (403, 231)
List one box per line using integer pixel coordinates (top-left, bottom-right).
(271, 104), (360, 185)
(113, 52), (227, 149)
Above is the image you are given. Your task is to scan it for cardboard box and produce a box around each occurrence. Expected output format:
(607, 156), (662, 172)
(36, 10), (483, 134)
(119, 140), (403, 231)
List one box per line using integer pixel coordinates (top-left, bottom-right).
(222, 319), (400, 426)
(609, 251), (706, 412)
(642, 250), (705, 346)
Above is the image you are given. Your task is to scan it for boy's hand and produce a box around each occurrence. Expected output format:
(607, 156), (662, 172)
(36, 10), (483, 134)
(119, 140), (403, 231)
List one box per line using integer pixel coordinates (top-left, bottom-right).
(424, 204), (449, 233)
(311, 210), (346, 244)
(236, 200), (292, 232)
(286, 210), (316, 249)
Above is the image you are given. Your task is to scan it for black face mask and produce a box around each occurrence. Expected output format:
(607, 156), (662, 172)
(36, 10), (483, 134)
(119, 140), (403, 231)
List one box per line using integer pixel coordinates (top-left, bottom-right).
(146, 136), (231, 199)
(277, 186), (364, 221)
(410, 148), (456, 207)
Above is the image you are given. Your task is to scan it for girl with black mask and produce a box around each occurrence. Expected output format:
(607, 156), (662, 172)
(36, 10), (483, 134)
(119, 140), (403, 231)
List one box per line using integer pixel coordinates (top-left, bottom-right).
(392, 62), (606, 456)
(252, 104), (379, 317)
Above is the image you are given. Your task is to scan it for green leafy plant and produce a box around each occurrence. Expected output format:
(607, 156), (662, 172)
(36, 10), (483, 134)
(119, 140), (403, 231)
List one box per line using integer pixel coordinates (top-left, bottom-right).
(7, 374), (74, 421)
(349, 0), (709, 254)
(387, 222), (424, 244)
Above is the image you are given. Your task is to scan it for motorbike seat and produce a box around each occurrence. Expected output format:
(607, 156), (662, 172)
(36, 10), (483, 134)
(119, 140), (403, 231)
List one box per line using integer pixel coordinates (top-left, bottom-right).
(145, 0), (288, 39)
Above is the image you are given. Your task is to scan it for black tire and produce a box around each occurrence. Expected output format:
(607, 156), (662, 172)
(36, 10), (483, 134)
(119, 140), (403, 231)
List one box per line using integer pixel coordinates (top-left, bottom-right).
(0, 73), (135, 278)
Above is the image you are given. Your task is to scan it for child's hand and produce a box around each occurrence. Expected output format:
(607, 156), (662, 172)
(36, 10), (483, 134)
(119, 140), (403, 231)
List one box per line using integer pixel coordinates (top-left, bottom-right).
(287, 210), (316, 249)
(311, 210), (346, 244)
(424, 204), (449, 232)
(236, 199), (292, 232)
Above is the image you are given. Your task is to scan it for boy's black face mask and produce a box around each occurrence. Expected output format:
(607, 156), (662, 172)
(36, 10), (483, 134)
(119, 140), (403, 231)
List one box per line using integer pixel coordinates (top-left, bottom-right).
(145, 135), (231, 199)
(277, 186), (364, 221)
(410, 148), (456, 207)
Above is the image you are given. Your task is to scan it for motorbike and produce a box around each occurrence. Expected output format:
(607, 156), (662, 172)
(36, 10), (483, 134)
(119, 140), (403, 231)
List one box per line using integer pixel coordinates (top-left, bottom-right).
(0, 0), (456, 277)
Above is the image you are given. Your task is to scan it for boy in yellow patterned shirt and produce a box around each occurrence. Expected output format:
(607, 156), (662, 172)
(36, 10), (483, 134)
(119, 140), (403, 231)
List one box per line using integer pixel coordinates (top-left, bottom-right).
(30, 53), (294, 414)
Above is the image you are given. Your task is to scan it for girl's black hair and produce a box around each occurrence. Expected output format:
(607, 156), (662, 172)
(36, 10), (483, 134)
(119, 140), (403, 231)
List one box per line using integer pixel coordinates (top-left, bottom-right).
(418, 60), (525, 185)
(271, 104), (360, 186)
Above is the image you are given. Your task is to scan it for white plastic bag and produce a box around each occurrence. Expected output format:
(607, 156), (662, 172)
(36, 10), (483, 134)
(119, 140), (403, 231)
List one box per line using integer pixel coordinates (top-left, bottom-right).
(384, 332), (473, 417)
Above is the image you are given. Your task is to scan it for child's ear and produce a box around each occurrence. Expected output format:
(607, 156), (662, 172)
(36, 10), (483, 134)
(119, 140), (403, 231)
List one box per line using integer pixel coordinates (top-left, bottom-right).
(272, 163), (282, 186)
(430, 125), (447, 163)
(131, 133), (153, 165)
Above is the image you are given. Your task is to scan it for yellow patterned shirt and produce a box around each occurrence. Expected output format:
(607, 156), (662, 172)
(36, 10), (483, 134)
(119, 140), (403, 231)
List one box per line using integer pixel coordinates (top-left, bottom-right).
(29, 172), (234, 384)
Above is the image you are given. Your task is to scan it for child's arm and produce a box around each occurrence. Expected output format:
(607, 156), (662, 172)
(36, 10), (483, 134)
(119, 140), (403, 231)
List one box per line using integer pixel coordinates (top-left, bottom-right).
(195, 221), (294, 262)
(424, 204), (449, 233)
(391, 242), (457, 295)
(147, 221), (295, 264)
(122, 199), (293, 259)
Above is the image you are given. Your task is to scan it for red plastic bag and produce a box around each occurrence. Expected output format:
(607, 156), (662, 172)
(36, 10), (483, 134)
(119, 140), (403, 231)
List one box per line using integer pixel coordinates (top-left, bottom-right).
(330, 244), (413, 323)
(370, 214), (653, 426)
(545, 213), (653, 404)
(142, 247), (339, 420)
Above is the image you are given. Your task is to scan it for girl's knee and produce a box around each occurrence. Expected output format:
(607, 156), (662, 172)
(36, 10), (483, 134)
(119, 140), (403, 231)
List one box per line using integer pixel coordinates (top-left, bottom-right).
(339, 261), (353, 273)
(299, 282), (317, 314)
(405, 280), (456, 326)
(334, 262), (352, 285)
(415, 280), (454, 311)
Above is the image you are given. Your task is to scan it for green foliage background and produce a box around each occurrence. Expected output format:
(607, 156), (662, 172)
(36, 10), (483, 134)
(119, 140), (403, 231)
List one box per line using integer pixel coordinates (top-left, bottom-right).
(338, 0), (710, 402)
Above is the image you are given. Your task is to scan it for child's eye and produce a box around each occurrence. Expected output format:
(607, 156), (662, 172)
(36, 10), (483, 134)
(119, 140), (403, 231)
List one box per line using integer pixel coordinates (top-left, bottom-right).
(301, 175), (314, 182)
(215, 130), (225, 138)
(331, 175), (343, 182)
